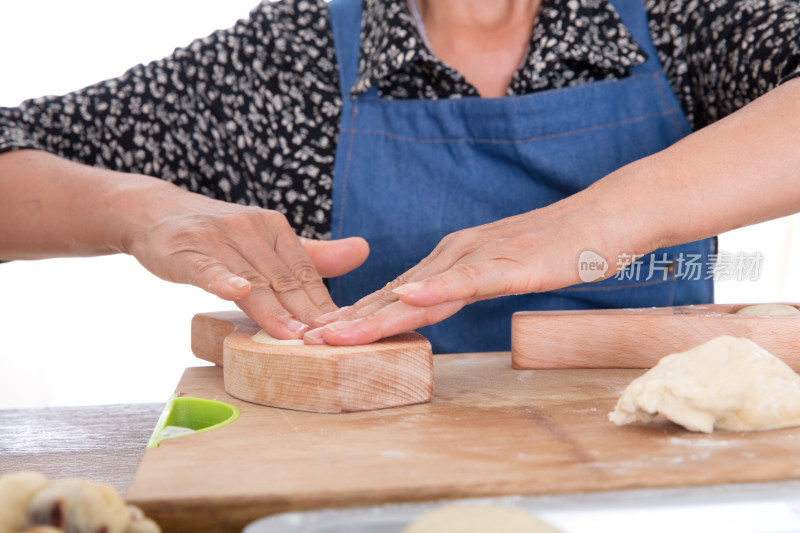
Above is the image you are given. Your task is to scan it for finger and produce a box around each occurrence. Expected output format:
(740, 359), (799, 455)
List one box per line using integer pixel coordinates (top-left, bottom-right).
(392, 259), (532, 307)
(270, 232), (340, 320)
(339, 283), (400, 321)
(312, 283), (397, 327)
(332, 255), (445, 322)
(166, 250), (307, 339)
(231, 214), (334, 325)
(207, 250), (314, 339)
(176, 253), (252, 301)
(235, 291), (311, 340)
(237, 254), (329, 329)
(305, 299), (466, 346)
(300, 236), (370, 278)
(295, 237), (370, 326)
(316, 231), (462, 325)
(315, 305), (353, 325)
(339, 255), (455, 321)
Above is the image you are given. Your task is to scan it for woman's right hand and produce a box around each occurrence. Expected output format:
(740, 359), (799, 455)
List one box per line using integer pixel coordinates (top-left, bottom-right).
(0, 150), (368, 339)
(123, 186), (369, 339)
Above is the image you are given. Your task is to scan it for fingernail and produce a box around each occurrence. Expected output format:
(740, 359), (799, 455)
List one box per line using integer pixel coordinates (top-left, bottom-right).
(304, 327), (326, 344)
(317, 306), (351, 325)
(393, 282), (422, 296)
(227, 276), (250, 289)
(286, 319), (310, 334)
(325, 318), (363, 332)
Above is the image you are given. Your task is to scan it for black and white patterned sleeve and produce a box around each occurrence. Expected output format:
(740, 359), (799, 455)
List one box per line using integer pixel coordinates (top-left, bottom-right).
(646, 0), (800, 130)
(0, 0), (340, 239)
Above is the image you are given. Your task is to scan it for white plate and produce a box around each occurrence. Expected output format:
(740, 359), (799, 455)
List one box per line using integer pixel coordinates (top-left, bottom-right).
(244, 481), (800, 533)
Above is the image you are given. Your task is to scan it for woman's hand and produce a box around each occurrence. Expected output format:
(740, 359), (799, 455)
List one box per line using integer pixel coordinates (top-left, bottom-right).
(124, 189), (369, 339)
(0, 150), (369, 340)
(304, 195), (629, 345)
(305, 79), (800, 346)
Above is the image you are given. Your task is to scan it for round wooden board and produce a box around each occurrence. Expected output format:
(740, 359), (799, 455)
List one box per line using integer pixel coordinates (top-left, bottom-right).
(192, 312), (434, 413)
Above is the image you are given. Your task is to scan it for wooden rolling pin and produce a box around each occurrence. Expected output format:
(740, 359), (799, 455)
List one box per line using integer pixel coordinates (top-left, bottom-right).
(511, 303), (800, 370)
(191, 311), (433, 413)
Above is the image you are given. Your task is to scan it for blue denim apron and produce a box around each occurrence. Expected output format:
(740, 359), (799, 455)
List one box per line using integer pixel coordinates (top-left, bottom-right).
(327, 0), (714, 353)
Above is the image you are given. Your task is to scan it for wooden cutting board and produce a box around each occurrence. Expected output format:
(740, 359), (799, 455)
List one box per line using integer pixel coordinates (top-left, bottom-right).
(126, 353), (800, 533)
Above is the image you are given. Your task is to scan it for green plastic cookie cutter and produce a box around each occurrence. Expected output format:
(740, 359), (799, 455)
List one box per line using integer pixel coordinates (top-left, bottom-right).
(147, 393), (240, 448)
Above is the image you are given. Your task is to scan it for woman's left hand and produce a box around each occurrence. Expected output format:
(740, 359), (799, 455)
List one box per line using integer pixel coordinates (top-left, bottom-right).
(304, 77), (800, 346)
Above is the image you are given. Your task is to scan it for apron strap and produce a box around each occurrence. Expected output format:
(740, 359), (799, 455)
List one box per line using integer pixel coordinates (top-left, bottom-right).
(328, 0), (363, 100)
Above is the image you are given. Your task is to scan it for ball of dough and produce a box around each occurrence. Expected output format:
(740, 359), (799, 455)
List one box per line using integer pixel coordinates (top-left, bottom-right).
(28, 479), (130, 533)
(610, 335), (800, 433)
(403, 505), (561, 533)
(0, 472), (51, 532)
(735, 304), (800, 316)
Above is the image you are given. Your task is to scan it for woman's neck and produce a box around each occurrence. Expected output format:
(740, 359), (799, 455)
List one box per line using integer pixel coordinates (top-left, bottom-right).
(414, 0), (540, 97)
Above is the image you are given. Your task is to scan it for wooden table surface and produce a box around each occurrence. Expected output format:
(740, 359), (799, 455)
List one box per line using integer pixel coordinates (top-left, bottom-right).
(0, 402), (163, 495)
(4, 386), (800, 533)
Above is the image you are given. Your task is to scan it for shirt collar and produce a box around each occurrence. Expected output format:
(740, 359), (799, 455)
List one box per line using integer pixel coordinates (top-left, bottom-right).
(531, 0), (648, 73)
(352, 0), (432, 96)
(350, 0), (648, 97)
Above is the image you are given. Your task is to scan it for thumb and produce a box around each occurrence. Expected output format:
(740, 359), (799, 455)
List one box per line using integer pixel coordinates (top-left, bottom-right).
(300, 236), (369, 277)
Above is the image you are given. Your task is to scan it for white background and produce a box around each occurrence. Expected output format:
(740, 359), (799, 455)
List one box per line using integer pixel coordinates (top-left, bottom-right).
(1, 0), (799, 409)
